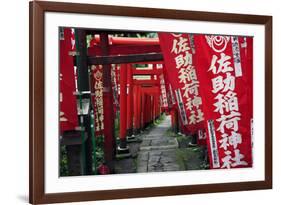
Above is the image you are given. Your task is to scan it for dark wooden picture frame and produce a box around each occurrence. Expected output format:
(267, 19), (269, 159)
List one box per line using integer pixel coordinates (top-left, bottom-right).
(29, 1), (272, 204)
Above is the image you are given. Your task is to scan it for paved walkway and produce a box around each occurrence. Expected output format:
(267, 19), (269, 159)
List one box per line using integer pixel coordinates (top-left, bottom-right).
(137, 116), (181, 172)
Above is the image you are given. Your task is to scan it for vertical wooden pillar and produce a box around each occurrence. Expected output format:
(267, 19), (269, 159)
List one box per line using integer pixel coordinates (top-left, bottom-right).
(133, 85), (138, 134)
(151, 94), (156, 122)
(119, 64), (127, 141)
(141, 91), (145, 129)
(126, 64), (133, 137)
(175, 109), (179, 133)
(100, 33), (115, 171)
(149, 95), (152, 124)
(151, 95), (153, 122)
(143, 95), (146, 127)
(118, 64), (130, 155)
(144, 94), (148, 126)
(155, 94), (158, 119)
(155, 95), (159, 119)
(144, 94), (149, 127)
(171, 108), (178, 133)
(135, 85), (141, 134)
(149, 95), (153, 123)
(156, 94), (161, 118)
(74, 29), (93, 175)
(154, 95), (158, 120)
(177, 109), (182, 134)
(147, 95), (149, 126)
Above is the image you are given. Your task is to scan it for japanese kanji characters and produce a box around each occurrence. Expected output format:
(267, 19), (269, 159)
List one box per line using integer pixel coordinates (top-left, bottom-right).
(92, 65), (104, 133)
(160, 33), (253, 169)
(208, 53), (233, 74)
(159, 73), (168, 108)
(203, 35), (249, 169)
(170, 34), (204, 126)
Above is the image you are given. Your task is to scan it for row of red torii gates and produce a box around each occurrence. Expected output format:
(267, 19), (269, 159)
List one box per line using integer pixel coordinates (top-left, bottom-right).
(61, 29), (181, 175)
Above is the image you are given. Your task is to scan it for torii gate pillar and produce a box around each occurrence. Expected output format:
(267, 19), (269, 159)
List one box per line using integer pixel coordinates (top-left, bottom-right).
(133, 85), (141, 134)
(117, 64), (130, 156)
(100, 33), (116, 172)
(126, 64), (134, 138)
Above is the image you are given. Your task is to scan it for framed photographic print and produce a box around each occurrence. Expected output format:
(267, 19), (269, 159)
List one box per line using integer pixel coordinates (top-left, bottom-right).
(29, 1), (272, 204)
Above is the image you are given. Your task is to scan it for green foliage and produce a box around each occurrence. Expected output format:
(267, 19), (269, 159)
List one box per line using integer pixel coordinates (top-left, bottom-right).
(113, 32), (157, 38)
(175, 148), (208, 171)
(114, 111), (120, 140)
(86, 35), (92, 48)
(59, 145), (69, 176)
(93, 135), (105, 170)
(134, 63), (148, 68)
(155, 113), (165, 124)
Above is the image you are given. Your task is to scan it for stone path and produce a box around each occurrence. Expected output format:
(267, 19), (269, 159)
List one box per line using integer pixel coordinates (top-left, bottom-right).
(137, 116), (181, 173)
(115, 115), (208, 174)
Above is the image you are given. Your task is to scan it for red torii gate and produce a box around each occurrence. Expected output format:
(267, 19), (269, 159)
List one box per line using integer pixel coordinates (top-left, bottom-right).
(61, 30), (180, 175)
(87, 33), (178, 167)
(140, 86), (161, 128)
(118, 62), (163, 154)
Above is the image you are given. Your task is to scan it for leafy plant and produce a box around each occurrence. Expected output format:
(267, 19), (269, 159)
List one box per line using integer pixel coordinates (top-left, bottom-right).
(59, 145), (69, 176)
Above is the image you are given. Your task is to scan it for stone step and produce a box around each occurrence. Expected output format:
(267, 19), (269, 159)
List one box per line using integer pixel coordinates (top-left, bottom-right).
(139, 138), (178, 151)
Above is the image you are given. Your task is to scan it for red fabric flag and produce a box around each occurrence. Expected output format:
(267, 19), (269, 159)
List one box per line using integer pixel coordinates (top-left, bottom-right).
(159, 63), (177, 111)
(111, 64), (119, 119)
(90, 65), (104, 136)
(59, 28), (78, 133)
(193, 34), (253, 169)
(155, 64), (169, 110)
(158, 33), (205, 134)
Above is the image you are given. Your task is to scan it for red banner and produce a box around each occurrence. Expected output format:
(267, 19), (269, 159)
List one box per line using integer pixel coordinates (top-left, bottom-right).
(161, 63), (177, 111)
(158, 33), (205, 134)
(59, 28), (78, 133)
(193, 34), (253, 169)
(90, 65), (104, 136)
(155, 64), (169, 110)
(111, 64), (120, 118)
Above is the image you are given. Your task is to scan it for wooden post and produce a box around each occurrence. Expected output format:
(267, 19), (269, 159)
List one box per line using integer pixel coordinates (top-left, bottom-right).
(126, 64), (133, 137)
(155, 95), (159, 119)
(134, 85), (141, 134)
(117, 64), (130, 156)
(141, 91), (145, 130)
(152, 95), (154, 122)
(100, 33), (115, 171)
(177, 109), (183, 134)
(151, 96), (154, 123)
(175, 109), (179, 133)
(171, 108), (177, 133)
(144, 94), (149, 127)
(133, 85), (138, 134)
(74, 29), (93, 175)
(154, 94), (158, 120)
(149, 95), (152, 124)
